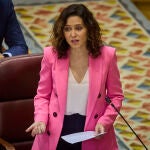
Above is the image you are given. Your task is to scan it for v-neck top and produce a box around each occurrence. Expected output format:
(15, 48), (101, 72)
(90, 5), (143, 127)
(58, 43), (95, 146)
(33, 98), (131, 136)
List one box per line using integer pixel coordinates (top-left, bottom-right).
(65, 68), (89, 115)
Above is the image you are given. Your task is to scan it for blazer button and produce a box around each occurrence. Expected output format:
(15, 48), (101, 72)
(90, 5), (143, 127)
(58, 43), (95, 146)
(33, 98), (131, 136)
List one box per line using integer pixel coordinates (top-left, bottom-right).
(94, 114), (98, 119)
(53, 112), (57, 117)
(47, 130), (50, 136)
(98, 93), (101, 98)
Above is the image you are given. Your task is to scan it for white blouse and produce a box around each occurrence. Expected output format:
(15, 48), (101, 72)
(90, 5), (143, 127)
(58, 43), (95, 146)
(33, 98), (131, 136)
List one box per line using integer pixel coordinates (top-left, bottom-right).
(65, 69), (89, 116)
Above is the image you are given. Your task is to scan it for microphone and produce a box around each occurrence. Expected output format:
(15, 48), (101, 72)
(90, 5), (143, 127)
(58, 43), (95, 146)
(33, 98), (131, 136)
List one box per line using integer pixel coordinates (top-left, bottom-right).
(105, 97), (148, 150)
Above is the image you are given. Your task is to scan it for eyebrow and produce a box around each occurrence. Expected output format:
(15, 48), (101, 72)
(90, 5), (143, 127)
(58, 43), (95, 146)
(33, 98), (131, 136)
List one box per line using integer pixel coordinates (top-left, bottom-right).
(64, 24), (83, 26)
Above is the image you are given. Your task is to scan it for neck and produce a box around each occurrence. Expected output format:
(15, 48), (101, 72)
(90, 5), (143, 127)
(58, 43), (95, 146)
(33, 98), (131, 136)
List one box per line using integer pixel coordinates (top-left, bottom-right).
(69, 48), (88, 68)
(70, 48), (88, 58)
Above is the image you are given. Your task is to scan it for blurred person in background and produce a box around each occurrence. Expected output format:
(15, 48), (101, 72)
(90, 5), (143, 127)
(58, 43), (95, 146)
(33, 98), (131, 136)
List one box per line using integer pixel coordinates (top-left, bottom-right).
(0, 0), (28, 58)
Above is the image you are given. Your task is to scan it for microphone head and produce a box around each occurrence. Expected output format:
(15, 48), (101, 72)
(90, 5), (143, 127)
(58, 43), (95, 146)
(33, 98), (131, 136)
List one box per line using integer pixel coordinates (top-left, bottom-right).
(105, 97), (111, 104)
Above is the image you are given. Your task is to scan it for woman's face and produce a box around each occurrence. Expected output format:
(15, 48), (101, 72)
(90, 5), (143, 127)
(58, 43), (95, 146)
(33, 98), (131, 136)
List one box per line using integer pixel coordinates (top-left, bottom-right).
(63, 16), (88, 50)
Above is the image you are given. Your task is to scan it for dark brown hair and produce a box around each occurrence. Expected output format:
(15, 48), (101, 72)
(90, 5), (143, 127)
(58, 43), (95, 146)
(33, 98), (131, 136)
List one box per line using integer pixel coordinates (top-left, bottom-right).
(51, 4), (103, 58)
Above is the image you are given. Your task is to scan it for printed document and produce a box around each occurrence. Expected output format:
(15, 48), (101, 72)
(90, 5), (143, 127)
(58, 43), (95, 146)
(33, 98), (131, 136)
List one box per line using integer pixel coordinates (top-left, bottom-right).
(61, 131), (106, 144)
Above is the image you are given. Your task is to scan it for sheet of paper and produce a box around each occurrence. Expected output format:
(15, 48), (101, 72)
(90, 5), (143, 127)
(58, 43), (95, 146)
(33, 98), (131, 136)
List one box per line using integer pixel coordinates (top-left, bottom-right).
(61, 131), (106, 144)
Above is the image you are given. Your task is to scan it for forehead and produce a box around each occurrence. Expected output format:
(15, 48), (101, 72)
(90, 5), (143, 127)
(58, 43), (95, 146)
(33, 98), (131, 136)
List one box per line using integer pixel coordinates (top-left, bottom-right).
(65, 16), (84, 25)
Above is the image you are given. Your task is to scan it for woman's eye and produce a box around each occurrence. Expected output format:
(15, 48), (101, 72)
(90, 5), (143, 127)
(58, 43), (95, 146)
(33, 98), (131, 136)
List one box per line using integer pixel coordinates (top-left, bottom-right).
(64, 26), (71, 32)
(64, 25), (83, 32)
(75, 26), (83, 31)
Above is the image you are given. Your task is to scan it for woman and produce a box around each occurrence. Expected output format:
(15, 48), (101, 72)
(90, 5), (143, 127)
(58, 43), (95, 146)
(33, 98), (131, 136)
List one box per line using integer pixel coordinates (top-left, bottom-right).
(26, 4), (124, 150)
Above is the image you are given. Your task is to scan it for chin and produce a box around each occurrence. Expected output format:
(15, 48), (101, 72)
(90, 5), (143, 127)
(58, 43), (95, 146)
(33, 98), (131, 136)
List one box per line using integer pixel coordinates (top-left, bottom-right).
(71, 45), (80, 49)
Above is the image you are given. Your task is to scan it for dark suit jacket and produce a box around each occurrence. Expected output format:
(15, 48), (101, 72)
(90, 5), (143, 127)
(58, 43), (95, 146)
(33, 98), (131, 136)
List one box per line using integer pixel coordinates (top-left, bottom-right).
(0, 0), (28, 56)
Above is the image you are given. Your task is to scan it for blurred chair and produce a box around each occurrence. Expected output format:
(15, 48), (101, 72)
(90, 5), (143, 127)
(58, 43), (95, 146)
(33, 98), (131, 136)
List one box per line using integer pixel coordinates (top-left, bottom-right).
(0, 54), (43, 150)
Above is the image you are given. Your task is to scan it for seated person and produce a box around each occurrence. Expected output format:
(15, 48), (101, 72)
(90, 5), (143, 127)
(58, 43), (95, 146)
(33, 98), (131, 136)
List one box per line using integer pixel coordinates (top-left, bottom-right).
(0, 0), (28, 58)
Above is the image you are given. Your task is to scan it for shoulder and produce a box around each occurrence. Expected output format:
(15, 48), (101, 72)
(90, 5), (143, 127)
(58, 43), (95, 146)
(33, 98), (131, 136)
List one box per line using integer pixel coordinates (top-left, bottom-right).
(0, 0), (11, 7)
(43, 46), (58, 63)
(96, 45), (117, 65)
(100, 45), (116, 58)
(44, 46), (57, 57)
(0, 0), (13, 18)
(0, 0), (7, 10)
(101, 45), (115, 55)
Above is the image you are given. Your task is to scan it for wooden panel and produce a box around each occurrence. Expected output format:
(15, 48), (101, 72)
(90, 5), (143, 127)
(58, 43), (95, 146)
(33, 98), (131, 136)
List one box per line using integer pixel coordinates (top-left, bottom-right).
(131, 0), (150, 20)
(131, 0), (150, 2)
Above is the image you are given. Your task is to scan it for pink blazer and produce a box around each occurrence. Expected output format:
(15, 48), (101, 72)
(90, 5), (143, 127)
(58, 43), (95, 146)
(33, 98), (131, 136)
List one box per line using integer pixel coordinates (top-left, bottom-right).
(32, 46), (124, 150)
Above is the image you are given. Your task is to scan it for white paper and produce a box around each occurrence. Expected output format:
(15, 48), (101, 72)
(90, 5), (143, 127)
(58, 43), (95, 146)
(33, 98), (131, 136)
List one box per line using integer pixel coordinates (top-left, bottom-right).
(61, 131), (106, 144)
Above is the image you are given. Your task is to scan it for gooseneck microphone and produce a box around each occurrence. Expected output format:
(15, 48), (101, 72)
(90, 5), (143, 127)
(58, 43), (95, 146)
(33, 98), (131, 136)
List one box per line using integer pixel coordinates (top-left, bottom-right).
(105, 97), (148, 150)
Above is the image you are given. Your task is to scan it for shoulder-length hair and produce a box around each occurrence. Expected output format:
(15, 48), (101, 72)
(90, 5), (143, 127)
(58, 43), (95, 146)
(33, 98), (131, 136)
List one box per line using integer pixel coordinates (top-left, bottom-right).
(50, 4), (103, 58)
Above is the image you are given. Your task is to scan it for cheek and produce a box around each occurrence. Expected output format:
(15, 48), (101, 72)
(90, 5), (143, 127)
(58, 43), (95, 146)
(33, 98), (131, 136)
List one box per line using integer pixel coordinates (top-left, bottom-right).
(64, 33), (69, 42)
(81, 33), (88, 43)
(81, 31), (87, 40)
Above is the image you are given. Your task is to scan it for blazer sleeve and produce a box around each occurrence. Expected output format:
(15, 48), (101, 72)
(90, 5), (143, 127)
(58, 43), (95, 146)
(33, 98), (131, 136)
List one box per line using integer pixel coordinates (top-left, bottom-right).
(98, 48), (124, 131)
(4, 0), (28, 56)
(34, 47), (54, 124)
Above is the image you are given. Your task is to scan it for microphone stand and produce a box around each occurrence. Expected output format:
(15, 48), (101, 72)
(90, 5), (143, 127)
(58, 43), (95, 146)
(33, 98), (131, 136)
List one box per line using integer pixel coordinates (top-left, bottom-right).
(105, 97), (148, 150)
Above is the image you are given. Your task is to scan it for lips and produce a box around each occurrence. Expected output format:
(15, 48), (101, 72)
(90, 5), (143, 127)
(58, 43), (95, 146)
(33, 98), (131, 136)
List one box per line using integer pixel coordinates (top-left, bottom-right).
(71, 39), (79, 44)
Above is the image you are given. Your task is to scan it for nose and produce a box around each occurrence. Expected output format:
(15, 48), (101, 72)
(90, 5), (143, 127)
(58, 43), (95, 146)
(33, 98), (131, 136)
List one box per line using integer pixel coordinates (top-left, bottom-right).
(70, 29), (76, 37)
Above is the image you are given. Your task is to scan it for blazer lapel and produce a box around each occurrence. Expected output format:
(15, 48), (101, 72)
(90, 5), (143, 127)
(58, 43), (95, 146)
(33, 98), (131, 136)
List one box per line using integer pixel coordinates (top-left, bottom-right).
(55, 57), (69, 114)
(85, 55), (103, 127)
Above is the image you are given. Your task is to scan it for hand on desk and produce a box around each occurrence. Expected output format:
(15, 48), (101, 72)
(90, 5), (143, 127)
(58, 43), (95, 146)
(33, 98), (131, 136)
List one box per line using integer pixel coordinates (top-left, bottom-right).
(26, 122), (46, 137)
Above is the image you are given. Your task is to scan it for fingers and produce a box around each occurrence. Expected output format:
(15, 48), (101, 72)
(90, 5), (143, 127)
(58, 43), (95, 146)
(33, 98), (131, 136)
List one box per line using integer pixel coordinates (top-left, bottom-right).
(95, 123), (105, 139)
(32, 124), (45, 136)
(39, 123), (46, 133)
(31, 128), (38, 137)
(26, 122), (46, 137)
(95, 123), (105, 134)
(25, 124), (34, 133)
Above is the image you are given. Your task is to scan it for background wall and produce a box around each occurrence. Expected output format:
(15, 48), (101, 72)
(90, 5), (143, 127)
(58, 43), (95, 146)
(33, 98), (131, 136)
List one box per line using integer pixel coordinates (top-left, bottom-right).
(12, 0), (87, 5)
(13, 0), (47, 5)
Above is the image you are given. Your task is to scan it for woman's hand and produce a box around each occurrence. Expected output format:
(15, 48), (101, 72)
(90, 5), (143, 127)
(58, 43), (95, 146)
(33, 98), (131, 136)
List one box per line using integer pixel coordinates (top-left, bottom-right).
(95, 123), (105, 139)
(26, 122), (46, 137)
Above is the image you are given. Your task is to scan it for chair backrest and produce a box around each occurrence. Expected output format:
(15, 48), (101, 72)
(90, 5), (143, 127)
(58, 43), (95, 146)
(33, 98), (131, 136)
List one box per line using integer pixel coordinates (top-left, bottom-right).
(0, 54), (43, 150)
